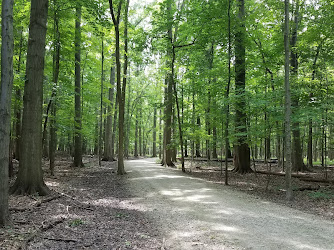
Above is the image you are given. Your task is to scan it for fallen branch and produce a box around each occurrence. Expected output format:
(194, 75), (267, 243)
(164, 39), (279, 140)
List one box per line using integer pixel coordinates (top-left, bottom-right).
(58, 191), (94, 211)
(255, 170), (310, 178)
(10, 195), (61, 212)
(300, 178), (334, 184)
(42, 237), (78, 242)
(294, 185), (320, 191)
(19, 217), (65, 250)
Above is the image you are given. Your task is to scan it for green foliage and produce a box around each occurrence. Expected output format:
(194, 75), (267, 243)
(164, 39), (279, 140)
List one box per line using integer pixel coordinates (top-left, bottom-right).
(68, 218), (84, 227)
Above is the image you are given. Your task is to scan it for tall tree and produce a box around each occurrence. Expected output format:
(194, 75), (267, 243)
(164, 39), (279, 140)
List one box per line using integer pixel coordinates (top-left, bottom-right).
(162, 0), (175, 166)
(104, 58), (116, 161)
(10, 0), (50, 195)
(233, 0), (251, 173)
(0, 0), (14, 226)
(284, 0), (293, 201)
(290, 0), (307, 172)
(49, 0), (61, 176)
(109, 0), (127, 174)
(73, 6), (84, 167)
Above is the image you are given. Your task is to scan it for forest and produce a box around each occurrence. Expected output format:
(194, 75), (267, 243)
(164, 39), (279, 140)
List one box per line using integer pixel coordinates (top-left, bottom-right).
(1, 0), (334, 247)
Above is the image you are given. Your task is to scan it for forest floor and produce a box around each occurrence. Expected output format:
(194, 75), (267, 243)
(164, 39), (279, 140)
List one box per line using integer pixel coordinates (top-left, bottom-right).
(1, 155), (334, 249)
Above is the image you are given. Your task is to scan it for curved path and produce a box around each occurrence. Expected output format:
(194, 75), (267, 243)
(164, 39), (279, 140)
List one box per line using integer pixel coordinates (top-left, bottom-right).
(124, 158), (334, 250)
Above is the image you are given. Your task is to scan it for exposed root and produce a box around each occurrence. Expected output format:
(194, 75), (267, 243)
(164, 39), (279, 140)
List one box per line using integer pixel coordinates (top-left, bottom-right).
(10, 182), (50, 196)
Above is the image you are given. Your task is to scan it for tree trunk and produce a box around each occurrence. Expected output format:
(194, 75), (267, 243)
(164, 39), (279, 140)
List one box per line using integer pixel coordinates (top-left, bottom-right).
(233, 0), (251, 173)
(162, 0), (174, 166)
(99, 38), (104, 166)
(284, 0), (293, 201)
(13, 27), (24, 161)
(225, 0), (231, 185)
(0, 0), (14, 225)
(134, 116), (138, 157)
(159, 108), (162, 159)
(10, 0), (50, 195)
(49, 3), (60, 176)
(104, 62), (116, 161)
(139, 109), (142, 156)
(153, 106), (157, 157)
(73, 6), (84, 167)
(111, 0), (128, 175)
(111, 98), (118, 159)
(196, 116), (201, 157)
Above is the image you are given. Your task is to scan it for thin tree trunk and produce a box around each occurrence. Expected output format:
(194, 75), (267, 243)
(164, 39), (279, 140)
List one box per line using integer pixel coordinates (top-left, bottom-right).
(171, 47), (185, 172)
(284, 0), (293, 201)
(104, 63), (116, 161)
(134, 116), (138, 157)
(0, 0), (14, 225)
(225, 0), (231, 185)
(99, 38), (104, 167)
(49, 3), (60, 176)
(13, 27), (24, 161)
(153, 106), (157, 157)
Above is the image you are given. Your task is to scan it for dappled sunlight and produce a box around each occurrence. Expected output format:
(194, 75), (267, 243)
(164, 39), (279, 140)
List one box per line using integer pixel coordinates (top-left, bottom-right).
(283, 239), (328, 250)
(211, 224), (240, 233)
(90, 197), (149, 212)
(123, 158), (334, 249)
(45, 181), (60, 187)
(130, 174), (186, 181)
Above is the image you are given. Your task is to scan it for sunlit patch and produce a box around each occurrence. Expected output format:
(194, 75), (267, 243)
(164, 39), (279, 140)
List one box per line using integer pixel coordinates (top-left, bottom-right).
(130, 174), (185, 181)
(90, 198), (149, 212)
(212, 225), (239, 232)
(45, 181), (59, 187)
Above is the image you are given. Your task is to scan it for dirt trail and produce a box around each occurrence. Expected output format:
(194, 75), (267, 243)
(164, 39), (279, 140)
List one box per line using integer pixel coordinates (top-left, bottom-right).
(124, 158), (334, 250)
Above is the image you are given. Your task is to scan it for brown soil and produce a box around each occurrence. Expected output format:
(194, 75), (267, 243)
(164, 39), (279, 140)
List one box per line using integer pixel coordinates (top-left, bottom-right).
(184, 159), (334, 221)
(1, 155), (162, 250)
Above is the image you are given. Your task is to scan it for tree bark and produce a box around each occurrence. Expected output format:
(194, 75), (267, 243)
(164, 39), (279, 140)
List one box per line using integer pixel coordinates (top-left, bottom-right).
(73, 6), (84, 167)
(284, 0), (293, 201)
(104, 61), (116, 161)
(13, 27), (24, 161)
(162, 0), (174, 166)
(233, 0), (251, 173)
(10, 0), (50, 195)
(153, 106), (157, 157)
(49, 2), (61, 176)
(0, 0), (14, 226)
(196, 116), (201, 157)
(99, 38), (104, 166)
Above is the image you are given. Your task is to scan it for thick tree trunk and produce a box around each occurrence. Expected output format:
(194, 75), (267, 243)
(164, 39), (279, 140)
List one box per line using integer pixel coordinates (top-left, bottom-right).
(233, 0), (251, 173)
(162, 0), (174, 167)
(73, 6), (84, 168)
(0, 0), (14, 226)
(290, 0), (307, 172)
(114, 0), (128, 175)
(10, 0), (50, 195)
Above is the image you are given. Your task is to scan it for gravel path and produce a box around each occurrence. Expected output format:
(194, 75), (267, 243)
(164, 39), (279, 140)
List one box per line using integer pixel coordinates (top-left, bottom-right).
(124, 158), (334, 250)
